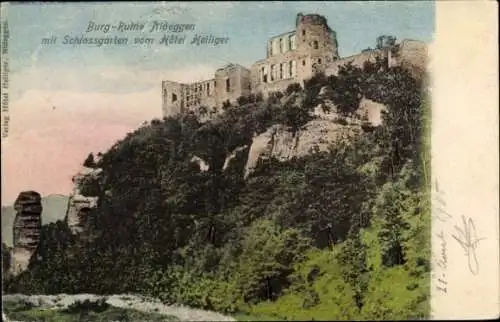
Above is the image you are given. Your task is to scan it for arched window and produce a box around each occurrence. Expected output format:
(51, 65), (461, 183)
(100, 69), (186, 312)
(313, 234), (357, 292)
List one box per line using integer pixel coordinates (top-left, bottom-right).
(271, 64), (276, 81)
(313, 40), (319, 49)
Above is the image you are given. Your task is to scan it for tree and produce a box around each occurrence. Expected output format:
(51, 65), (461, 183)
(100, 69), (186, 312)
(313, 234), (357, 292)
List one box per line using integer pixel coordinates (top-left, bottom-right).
(235, 219), (311, 303)
(337, 229), (370, 311)
(83, 153), (96, 168)
(286, 83), (302, 96)
(376, 35), (397, 49)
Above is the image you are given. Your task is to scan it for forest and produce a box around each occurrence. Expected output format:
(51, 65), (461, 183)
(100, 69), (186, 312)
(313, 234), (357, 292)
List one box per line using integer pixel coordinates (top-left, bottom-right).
(3, 58), (431, 320)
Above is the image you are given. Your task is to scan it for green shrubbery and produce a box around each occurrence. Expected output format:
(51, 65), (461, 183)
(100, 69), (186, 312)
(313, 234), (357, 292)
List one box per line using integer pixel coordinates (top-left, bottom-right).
(4, 58), (430, 320)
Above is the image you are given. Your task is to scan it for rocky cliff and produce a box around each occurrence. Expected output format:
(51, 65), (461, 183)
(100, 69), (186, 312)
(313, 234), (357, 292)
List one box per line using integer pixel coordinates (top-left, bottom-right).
(64, 167), (101, 235)
(10, 191), (42, 275)
(244, 96), (386, 178)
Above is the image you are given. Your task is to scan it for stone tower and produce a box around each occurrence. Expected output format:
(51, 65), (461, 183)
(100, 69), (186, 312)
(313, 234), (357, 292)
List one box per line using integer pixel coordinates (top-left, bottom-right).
(10, 191), (42, 275)
(295, 13), (339, 79)
(162, 80), (185, 117)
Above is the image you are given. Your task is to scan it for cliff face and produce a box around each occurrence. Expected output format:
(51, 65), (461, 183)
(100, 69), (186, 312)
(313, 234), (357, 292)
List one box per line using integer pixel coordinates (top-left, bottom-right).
(10, 191), (42, 275)
(244, 120), (360, 178)
(244, 97), (386, 178)
(65, 167), (101, 235)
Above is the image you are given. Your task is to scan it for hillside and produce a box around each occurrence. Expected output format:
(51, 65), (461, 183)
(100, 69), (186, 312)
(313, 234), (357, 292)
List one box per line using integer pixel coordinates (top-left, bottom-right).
(3, 59), (431, 320)
(1, 194), (69, 247)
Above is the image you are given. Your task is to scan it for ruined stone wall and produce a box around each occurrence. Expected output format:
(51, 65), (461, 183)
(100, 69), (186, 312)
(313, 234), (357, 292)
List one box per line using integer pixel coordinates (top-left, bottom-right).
(325, 48), (389, 76)
(10, 191), (42, 276)
(390, 39), (428, 79)
(250, 13), (338, 97)
(161, 13), (427, 120)
(162, 81), (185, 117)
(183, 79), (217, 113)
(214, 64), (252, 106)
(162, 79), (218, 118)
(295, 13), (339, 80)
(251, 55), (303, 97)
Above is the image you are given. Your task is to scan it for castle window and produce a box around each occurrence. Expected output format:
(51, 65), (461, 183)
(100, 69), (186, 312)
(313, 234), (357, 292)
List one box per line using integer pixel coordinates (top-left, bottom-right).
(280, 37), (286, 53)
(318, 58), (322, 64)
(313, 40), (319, 49)
(271, 64), (277, 81)
(302, 60), (306, 66)
(260, 66), (268, 83)
(302, 29), (306, 36)
(226, 78), (230, 92)
(172, 93), (177, 103)
(289, 60), (297, 77)
(207, 83), (210, 95)
(279, 63), (284, 79)
(289, 34), (296, 50)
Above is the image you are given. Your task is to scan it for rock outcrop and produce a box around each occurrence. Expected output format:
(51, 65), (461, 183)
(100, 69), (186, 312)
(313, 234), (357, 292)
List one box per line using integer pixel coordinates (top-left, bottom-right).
(10, 191), (42, 275)
(243, 94), (387, 178)
(65, 167), (101, 235)
(244, 120), (362, 178)
(2, 194), (69, 247)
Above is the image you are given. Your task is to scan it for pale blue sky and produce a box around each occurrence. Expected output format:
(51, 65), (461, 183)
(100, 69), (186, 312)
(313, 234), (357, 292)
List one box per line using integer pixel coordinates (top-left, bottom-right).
(6, 1), (435, 96)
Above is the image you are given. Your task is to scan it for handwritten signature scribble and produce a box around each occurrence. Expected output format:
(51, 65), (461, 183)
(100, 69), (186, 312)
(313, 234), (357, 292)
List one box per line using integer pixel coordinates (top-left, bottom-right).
(451, 215), (485, 275)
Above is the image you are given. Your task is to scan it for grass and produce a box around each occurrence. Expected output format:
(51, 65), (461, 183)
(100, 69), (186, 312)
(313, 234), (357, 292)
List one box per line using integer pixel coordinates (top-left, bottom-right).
(3, 298), (180, 322)
(233, 311), (284, 321)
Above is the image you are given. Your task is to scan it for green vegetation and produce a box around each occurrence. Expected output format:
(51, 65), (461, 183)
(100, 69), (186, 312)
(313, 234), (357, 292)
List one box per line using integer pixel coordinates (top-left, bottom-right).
(3, 59), (430, 320)
(3, 298), (179, 322)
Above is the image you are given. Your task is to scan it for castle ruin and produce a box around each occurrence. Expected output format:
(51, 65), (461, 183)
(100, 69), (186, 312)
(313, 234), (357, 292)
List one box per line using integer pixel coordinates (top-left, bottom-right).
(161, 13), (426, 118)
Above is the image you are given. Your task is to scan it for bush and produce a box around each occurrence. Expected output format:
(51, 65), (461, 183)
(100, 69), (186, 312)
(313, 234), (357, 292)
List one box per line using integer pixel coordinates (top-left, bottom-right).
(83, 153), (96, 168)
(222, 100), (231, 110)
(286, 83), (302, 96)
(63, 299), (109, 314)
(237, 95), (249, 106)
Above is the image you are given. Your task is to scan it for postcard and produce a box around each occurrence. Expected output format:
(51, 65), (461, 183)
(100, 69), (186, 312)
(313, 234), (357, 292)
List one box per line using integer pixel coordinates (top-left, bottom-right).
(1, 1), (498, 321)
